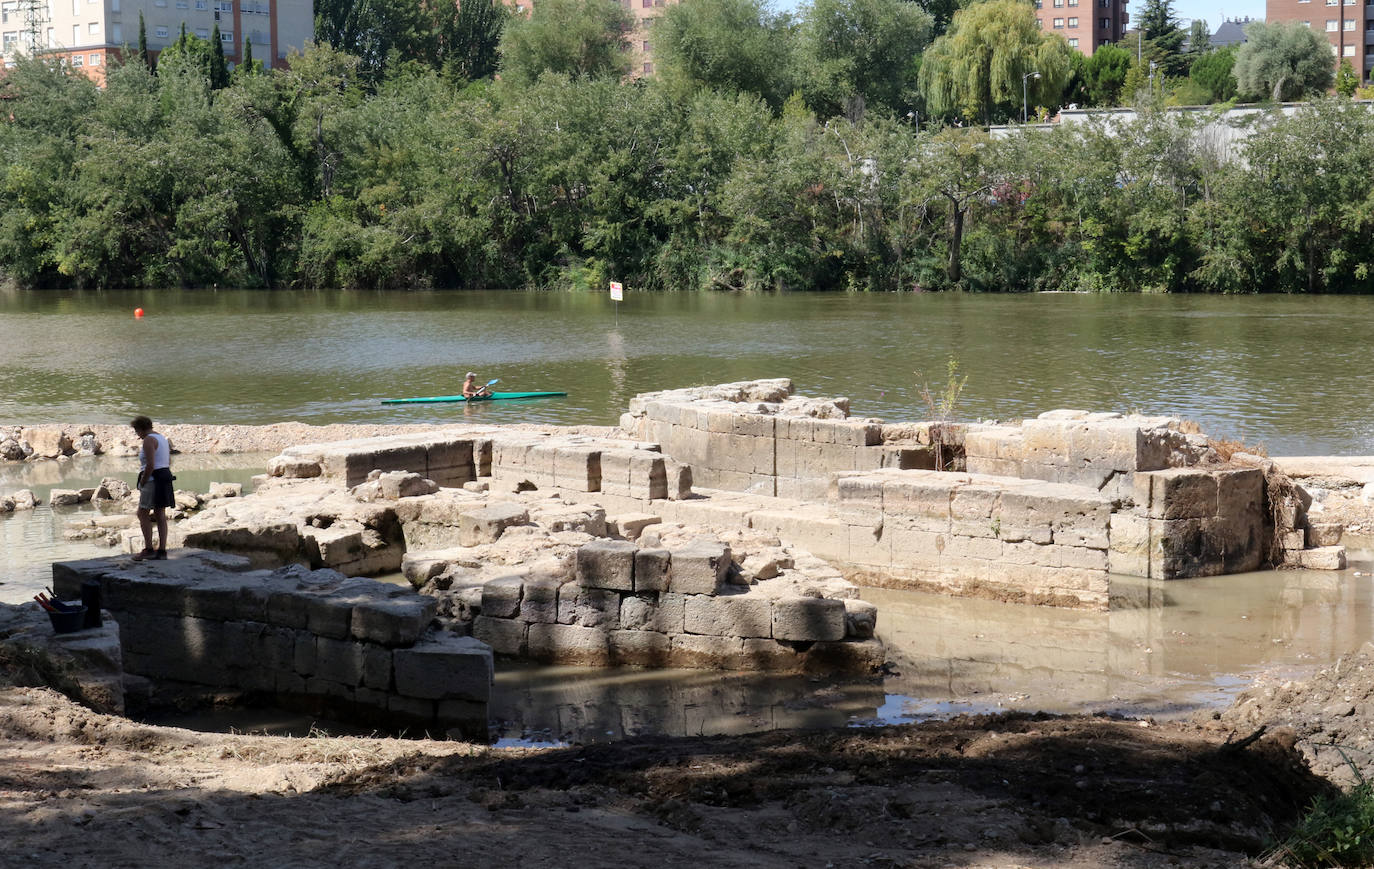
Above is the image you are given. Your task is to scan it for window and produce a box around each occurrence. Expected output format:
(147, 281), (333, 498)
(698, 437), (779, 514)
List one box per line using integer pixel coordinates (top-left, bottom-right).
(1068, 36), (1079, 46)
(642, 40), (650, 51)
(176, 0), (187, 7)
(642, 61), (652, 73)
(195, 27), (207, 37)
(155, 25), (168, 37)
(1100, 16), (1109, 26)
(69, 23), (76, 41)
(1344, 43), (1356, 53)
(1327, 18), (1338, 29)
(1, 0), (12, 20)
(1368, 18), (1374, 27)
(1098, 0), (1109, 6)
(1068, 0), (1078, 6)
(89, 51), (99, 63)
(1068, 16), (1078, 25)
(1099, 36), (1108, 45)
(1326, 0), (1337, 5)
(111, 0), (118, 10)
(195, 0), (206, 7)
(111, 22), (120, 40)
(1346, 18), (1356, 28)
(71, 53), (81, 65)
(1, 30), (15, 49)
(218, 1), (231, 10)
(220, 28), (232, 40)
(1053, 16), (1063, 26)
(87, 21), (97, 33)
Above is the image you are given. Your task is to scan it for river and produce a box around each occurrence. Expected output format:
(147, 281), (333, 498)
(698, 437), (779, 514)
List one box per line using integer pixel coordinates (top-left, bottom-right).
(2, 289), (1372, 455)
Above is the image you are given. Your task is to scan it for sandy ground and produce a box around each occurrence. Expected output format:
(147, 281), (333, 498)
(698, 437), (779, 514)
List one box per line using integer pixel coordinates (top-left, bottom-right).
(0, 680), (1343, 869)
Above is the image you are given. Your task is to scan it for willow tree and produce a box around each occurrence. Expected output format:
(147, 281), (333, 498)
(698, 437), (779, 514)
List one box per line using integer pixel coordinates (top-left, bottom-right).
(917, 0), (1073, 124)
(1233, 19), (1333, 102)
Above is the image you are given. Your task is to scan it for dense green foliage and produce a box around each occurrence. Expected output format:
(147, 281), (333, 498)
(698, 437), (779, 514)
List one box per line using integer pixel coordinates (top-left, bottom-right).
(1233, 19), (1334, 101)
(1270, 781), (1374, 867)
(2, 0), (1371, 295)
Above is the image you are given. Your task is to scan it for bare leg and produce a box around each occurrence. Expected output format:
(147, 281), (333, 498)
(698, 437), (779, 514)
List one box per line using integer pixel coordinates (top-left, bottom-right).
(154, 508), (168, 553)
(137, 508), (154, 552)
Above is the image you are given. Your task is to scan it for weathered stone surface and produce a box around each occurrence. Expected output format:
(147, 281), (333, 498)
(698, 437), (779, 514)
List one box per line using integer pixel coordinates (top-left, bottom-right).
(684, 594), (772, 638)
(458, 503), (529, 546)
(23, 427), (73, 458)
(392, 635), (493, 702)
(633, 548), (671, 592)
(527, 622), (612, 666)
(481, 575), (524, 619)
(206, 482), (243, 500)
(557, 585), (620, 629)
(609, 512), (662, 540)
(48, 488), (86, 507)
(314, 636), (365, 686)
(519, 578), (563, 624)
(772, 596), (846, 642)
(577, 539), (637, 591)
(351, 595), (436, 647)
(608, 629), (672, 665)
(843, 599), (878, 639)
(1298, 546), (1348, 571)
(268, 455), (323, 478)
(669, 634), (744, 669)
(96, 477), (132, 501)
(669, 540), (731, 595)
(377, 471), (440, 500)
(1307, 523), (1345, 548)
(182, 521), (305, 569)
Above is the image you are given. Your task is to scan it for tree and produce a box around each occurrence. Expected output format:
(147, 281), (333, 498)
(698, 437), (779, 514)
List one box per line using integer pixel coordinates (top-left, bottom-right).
(796, 0), (932, 119)
(918, 0), (1074, 124)
(137, 12), (149, 70)
(650, 0), (796, 110)
(1135, 0), (1186, 75)
(1187, 19), (1210, 55)
(439, 0), (508, 82)
(1336, 58), (1358, 97)
(210, 24), (229, 89)
(497, 0), (631, 86)
(314, 0), (437, 80)
(1233, 19), (1333, 101)
(1081, 42), (1131, 106)
(1189, 45), (1236, 103)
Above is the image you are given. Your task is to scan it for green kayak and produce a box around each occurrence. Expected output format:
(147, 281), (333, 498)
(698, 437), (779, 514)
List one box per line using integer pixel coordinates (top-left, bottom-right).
(381, 391), (568, 405)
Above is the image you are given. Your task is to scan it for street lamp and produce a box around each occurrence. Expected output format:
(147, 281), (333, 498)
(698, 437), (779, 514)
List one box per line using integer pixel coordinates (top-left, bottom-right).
(1023, 71), (1041, 124)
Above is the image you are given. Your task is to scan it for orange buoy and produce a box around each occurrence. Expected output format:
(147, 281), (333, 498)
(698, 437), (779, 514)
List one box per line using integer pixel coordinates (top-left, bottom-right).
(134, 308), (144, 318)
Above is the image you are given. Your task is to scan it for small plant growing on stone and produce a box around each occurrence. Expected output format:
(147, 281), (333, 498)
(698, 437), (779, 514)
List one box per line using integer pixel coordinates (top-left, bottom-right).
(917, 356), (968, 472)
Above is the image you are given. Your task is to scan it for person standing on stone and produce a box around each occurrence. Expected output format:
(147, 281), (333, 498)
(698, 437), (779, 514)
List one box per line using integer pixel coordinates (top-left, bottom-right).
(131, 415), (173, 561)
(462, 372), (491, 399)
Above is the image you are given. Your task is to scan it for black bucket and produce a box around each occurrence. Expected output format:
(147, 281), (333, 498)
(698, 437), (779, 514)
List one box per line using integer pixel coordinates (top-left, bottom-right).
(80, 580), (103, 629)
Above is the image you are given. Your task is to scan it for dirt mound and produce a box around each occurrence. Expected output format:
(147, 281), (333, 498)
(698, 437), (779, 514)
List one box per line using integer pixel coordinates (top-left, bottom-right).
(1206, 641), (1374, 788)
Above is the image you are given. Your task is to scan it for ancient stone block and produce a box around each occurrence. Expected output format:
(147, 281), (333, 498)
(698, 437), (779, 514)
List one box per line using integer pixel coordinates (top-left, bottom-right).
(609, 513), (662, 540)
(1307, 523), (1344, 548)
(473, 615), (528, 656)
(480, 575), (524, 619)
(314, 636), (365, 686)
(619, 593), (686, 634)
(628, 452), (669, 500)
(1298, 546), (1347, 570)
(739, 639), (802, 671)
(1140, 469), (1218, 520)
(520, 578), (562, 624)
(668, 540), (732, 595)
(392, 635), (493, 702)
(843, 599), (878, 639)
(351, 596), (436, 647)
(608, 630), (672, 665)
(458, 503), (529, 546)
(527, 622), (612, 666)
(772, 596), (846, 642)
(558, 585), (621, 629)
(801, 638), (886, 672)
(577, 539), (637, 591)
(304, 593), (354, 640)
(553, 446), (602, 492)
(1215, 468), (1265, 519)
(668, 633), (744, 669)
(684, 594), (772, 638)
(362, 644), (393, 690)
(1108, 513), (1151, 577)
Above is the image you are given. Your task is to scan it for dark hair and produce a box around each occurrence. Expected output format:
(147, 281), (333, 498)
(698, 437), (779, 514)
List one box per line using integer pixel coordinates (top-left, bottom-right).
(130, 415), (153, 432)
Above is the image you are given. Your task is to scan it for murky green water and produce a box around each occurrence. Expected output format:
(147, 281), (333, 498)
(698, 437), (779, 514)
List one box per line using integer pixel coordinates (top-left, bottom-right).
(3, 289), (1373, 454)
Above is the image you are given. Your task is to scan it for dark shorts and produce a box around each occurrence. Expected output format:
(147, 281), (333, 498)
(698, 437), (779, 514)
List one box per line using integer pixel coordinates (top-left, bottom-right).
(139, 467), (175, 510)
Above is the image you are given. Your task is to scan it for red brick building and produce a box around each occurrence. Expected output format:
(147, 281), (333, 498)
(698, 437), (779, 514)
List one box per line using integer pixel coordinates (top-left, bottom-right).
(1032, 0), (1129, 56)
(1266, 0), (1370, 82)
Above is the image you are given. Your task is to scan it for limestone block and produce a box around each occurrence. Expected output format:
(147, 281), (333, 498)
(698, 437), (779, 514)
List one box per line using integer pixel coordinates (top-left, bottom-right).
(48, 489), (85, 507)
(351, 596), (436, 647)
(473, 615), (528, 656)
(1307, 523), (1345, 548)
(558, 585), (621, 629)
(362, 645), (393, 690)
(1281, 530), (1305, 551)
(772, 596), (846, 642)
(843, 599), (877, 639)
(848, 522), (888, 567)
(473, 438), (493, 477)
(268, 455), (323, 478)
(669, 633), (745, 669)
(23, 427), (73, 458)
(832, 421), (883, 447)
(942, 534), (1003, 561)
(1298, 546), (1347, 570)
(748, 508), (850, 563)
(966, 457), (1022, 478)
(668, 540), (732, 595)
(739, 639), (803, 671)
(1057, 545), (1109, 572)
(608, 512), (661, 540)
(378, 471), (439, 500)
(437, 699), (489, 740)
(1108, 513), (1151, 577)
(880, 473), (964, 526)
(182, 521), (305, 569)
(534, 503), (607, 536)
(732, 412), (775, 439)
(301, 526), (368, 572)
(388, 694), (436, 723)
(393, 635), (493, 702)
(553, 445), (602, 492)
(480, 575), (524, 618)
(331, 443), (429, 487)
(950, 484), (1004, 539)
(633, 548), (671, 592)
(458, 503), (529, 546)
(304, 678), (353, 702)
(628, 452), (669, 500)
(608, 630), (673, 666)
(576, 539), (637, 591)
(801, 638), (886, 673)
(520, 578), (563, 624)
(293, 630), (316, 675)
(619, 593), (686, 633)
(1138, 469), (1218, 520)
(527, 622), (612, 666)
(314, 636), (365, 686)
(598, 450), (633, 495)
(685, 593), (772, 638)
(666, 461), (693, 500)
(304, 592), (354, 640)
(1215, 468), (1265, 519)
(1202, 515), (1264, 574)
(424, 439), (476, 487)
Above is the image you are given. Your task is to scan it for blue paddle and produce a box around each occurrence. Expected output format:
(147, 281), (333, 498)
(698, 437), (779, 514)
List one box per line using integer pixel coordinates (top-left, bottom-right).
(468, 378), (499, 400)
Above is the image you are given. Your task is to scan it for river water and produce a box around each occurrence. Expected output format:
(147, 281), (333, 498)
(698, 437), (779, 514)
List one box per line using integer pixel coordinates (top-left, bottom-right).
(3, 289), (1373, 454)
(5, 289), (1374, 741)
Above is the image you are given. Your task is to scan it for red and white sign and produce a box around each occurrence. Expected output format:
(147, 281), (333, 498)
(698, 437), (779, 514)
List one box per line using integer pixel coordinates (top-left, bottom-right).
(609, 281), (624, 301)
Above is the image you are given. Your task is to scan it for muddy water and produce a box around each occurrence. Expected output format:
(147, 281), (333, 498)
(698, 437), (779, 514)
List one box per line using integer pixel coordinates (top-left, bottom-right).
(8, 456), (1374, 743)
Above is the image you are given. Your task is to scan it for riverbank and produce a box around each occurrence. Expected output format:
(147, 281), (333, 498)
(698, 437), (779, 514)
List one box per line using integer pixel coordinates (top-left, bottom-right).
(0, 679), (1337, 868)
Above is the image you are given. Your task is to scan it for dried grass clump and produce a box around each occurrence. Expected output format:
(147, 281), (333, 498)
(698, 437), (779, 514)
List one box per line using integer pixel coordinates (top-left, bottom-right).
(1208, 437), (1269, 463)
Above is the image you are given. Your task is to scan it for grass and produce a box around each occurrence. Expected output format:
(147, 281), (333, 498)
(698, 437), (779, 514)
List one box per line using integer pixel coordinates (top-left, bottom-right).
(1266, 780), (1374, 867)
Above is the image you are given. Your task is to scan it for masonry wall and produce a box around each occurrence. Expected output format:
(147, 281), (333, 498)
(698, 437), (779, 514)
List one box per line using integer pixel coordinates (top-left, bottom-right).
(52, 554), (493, 738)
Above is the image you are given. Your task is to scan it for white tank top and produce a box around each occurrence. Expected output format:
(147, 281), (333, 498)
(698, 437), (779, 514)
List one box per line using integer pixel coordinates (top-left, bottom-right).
(140, 432), (170, 472)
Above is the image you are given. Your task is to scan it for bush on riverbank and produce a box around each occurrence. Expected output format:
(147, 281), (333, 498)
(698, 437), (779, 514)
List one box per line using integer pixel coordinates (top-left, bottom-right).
(3, 48), (1374, 293)
(1269, 781), (1374, 867)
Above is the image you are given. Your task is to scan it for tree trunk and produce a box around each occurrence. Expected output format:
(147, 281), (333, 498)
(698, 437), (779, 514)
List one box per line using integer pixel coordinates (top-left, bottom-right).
(947, 200), (965, 285)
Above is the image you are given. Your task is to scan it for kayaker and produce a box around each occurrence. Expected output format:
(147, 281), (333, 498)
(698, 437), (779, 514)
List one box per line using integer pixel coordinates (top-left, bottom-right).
(462, 372), (491, 399)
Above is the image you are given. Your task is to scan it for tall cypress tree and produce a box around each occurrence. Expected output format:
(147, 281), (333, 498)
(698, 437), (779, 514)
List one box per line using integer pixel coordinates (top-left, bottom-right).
(241, 37), (254, 73)
(137, 11), (149, 69)
(210, 23), (228, 88)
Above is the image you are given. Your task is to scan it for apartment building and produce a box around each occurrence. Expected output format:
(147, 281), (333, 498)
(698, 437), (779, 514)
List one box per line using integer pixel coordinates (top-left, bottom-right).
(1267, 0), (1371, 81)
(0, 0), (312, 83)
(503, 0), (677, 77)
(1032, 0), (1129, 56)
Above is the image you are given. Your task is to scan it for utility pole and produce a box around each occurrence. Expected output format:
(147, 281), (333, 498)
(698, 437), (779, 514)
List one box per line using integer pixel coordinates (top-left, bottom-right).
(18, 0), (47, 55)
